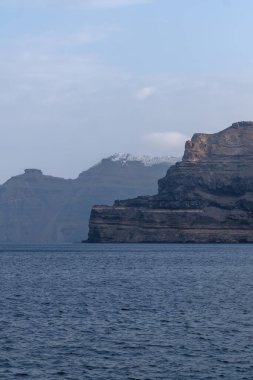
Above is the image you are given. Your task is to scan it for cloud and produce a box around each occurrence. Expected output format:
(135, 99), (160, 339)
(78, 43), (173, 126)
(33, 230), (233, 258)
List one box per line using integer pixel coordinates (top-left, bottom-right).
(144, 132), (189, 152)
(14, 28), (111, 52)
(2, 25), (253, 182)
(85, 0), (150, 8)
(135, 86), (156, 100)
(0, 0), (150, 9)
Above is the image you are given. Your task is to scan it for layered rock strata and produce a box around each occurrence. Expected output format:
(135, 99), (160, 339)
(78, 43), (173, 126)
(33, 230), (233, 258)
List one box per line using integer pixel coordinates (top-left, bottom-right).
(88, 122), (253, 243)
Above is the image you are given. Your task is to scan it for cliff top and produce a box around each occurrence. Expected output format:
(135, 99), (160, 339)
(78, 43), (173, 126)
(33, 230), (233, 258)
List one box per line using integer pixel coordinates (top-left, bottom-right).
(183, 121), (253, 162)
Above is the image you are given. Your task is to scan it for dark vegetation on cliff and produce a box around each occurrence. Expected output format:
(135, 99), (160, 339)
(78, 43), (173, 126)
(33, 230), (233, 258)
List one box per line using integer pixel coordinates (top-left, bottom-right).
(0, 155), (177, 243)
(88, 122), (253, 243)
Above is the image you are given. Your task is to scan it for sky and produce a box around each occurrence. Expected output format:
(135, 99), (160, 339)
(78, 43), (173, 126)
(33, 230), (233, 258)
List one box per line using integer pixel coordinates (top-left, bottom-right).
(1, 0), (253, 182)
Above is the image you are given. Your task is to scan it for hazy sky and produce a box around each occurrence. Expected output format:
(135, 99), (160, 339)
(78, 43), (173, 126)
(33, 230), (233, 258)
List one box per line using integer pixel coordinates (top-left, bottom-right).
(1, 0), (253, 182)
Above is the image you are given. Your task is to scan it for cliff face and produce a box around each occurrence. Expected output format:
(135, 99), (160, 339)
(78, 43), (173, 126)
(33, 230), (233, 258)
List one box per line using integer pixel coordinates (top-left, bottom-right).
(0, 156), (176, 243)
(88, 122), (253, 243)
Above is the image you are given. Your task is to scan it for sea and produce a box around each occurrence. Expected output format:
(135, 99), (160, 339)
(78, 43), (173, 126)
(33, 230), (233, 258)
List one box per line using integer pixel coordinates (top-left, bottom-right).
(0, 243), (253, 380)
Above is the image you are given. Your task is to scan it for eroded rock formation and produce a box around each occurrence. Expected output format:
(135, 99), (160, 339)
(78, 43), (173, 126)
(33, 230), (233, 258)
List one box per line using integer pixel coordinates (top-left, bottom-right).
(88, 122), (253, 243)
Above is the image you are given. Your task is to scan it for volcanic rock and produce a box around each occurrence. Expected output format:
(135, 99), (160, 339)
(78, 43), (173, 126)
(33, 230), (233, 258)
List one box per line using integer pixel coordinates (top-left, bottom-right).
(88, 122), (253, 243)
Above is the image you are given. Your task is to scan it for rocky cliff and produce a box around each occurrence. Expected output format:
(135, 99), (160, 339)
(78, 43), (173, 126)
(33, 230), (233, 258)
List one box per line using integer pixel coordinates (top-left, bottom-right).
(88, 122), (253, 243)
(0, 155), (177, 243)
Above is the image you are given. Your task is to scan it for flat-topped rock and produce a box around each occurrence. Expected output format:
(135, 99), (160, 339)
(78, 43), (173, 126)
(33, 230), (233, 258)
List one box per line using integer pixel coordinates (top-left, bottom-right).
(24, 169), (43, 175)
(88, 122), (253, 243)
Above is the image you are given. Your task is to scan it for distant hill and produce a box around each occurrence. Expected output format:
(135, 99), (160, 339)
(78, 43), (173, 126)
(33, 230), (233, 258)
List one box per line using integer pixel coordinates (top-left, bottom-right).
(0, 154), (179, 243)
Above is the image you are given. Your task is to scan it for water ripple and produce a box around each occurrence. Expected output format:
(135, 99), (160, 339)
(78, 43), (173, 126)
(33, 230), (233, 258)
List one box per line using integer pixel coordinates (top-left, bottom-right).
(0, 244), (253, 379)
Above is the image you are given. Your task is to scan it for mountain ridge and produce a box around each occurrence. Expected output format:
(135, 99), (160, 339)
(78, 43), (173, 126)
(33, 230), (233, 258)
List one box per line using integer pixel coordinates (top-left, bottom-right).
(0, 154), (178, 243)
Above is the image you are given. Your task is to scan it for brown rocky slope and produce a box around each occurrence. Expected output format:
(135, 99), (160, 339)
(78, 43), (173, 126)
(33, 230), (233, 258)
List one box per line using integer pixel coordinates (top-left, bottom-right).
(88, 121), (253, 243)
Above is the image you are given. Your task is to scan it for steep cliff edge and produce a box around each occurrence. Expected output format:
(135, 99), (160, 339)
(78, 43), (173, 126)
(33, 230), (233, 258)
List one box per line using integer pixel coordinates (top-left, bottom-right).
(88, 122), (253, 243)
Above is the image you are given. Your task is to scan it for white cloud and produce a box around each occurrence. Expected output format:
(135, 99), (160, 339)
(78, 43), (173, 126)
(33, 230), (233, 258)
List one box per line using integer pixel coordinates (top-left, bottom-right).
(0, 0), (150, 9)
(85, 0), (150, 8)
(1, 28), (253, 182)
(14, 28), (111, 52)
(145, 132), (189, 152)
(135, 86), (156, 100)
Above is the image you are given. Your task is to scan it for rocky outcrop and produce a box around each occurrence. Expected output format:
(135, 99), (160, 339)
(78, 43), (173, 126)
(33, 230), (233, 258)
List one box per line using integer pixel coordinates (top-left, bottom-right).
(88, 122), (253, 243)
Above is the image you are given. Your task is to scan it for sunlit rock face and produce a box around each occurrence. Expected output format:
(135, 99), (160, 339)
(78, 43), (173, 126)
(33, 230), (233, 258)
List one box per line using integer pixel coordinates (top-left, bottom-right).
(88, 122), (253, 243)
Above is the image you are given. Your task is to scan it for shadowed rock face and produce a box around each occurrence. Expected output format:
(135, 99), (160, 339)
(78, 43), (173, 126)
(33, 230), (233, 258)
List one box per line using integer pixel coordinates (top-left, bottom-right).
(0, 156), (176, 243)
(88, 122), (253, 243)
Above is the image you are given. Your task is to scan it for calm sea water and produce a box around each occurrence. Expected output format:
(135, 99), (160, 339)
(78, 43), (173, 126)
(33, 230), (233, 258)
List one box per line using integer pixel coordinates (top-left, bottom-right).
(0, 244), (253, 380)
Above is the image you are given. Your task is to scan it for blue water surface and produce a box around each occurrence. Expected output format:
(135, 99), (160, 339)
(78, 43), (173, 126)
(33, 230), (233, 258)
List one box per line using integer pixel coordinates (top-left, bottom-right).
(0, 244), (253, 380)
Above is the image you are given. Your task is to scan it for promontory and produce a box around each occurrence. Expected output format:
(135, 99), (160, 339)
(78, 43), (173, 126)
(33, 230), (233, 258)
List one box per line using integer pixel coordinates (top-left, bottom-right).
(88, 121), (253, 243)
